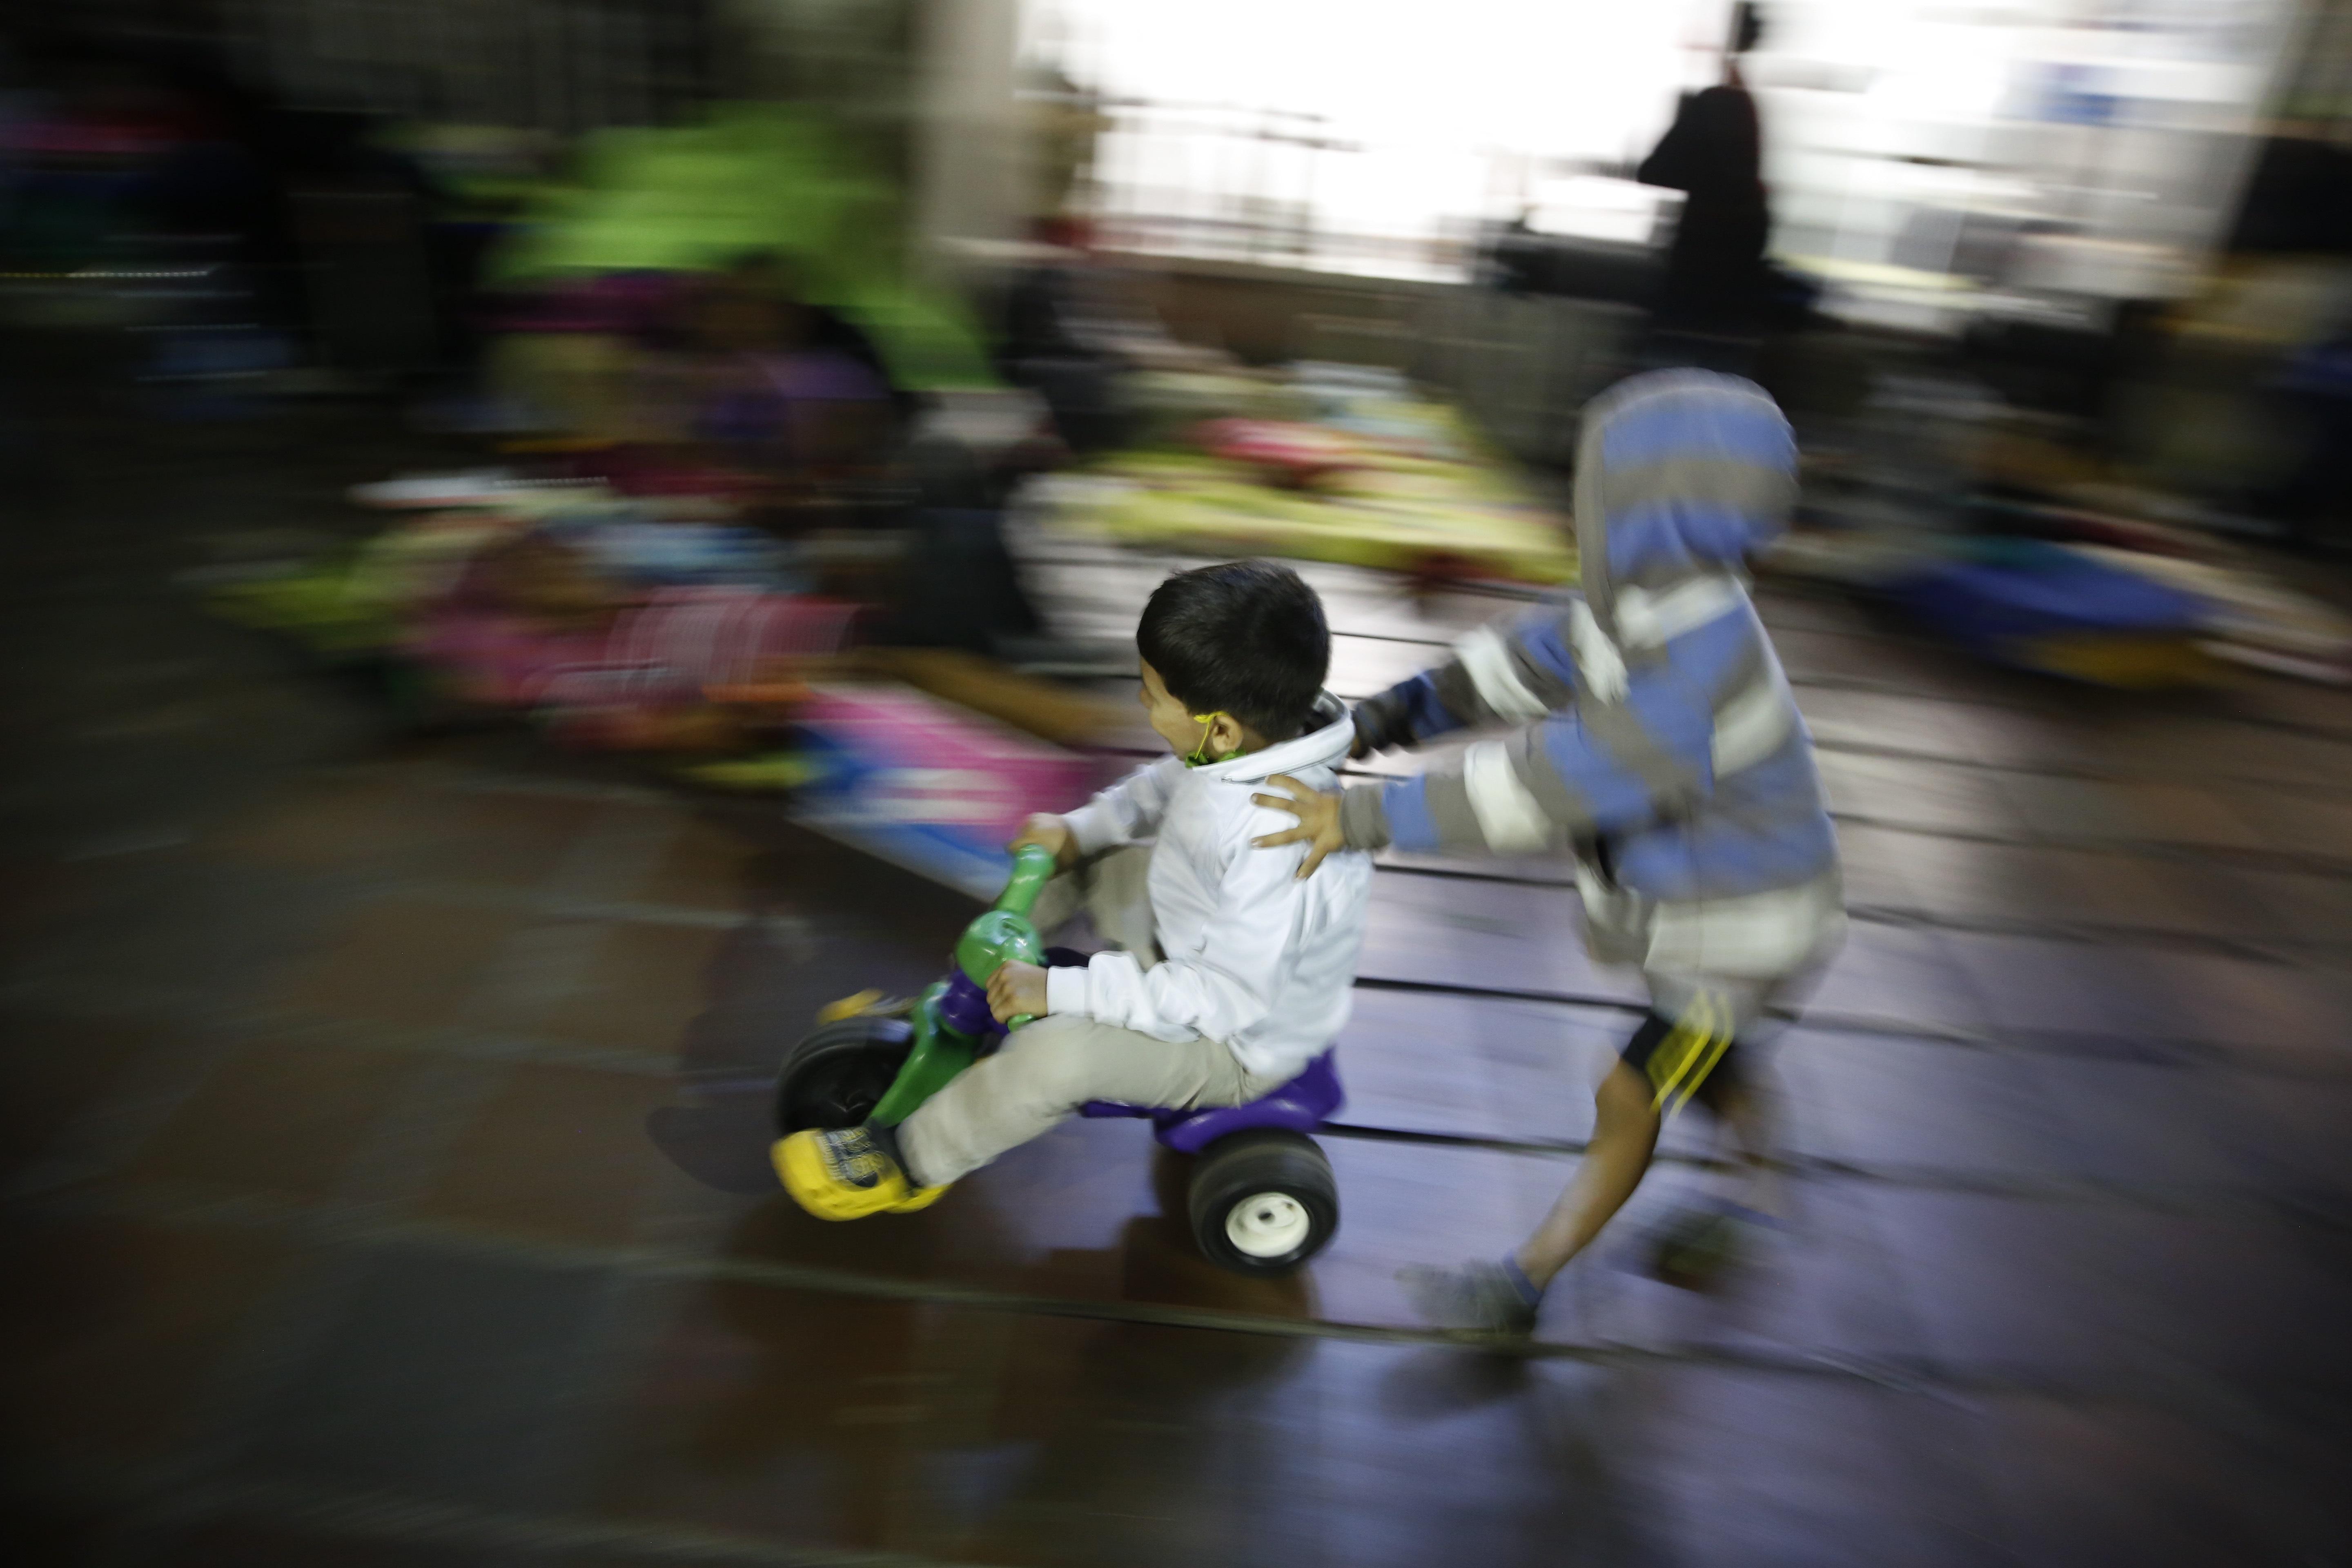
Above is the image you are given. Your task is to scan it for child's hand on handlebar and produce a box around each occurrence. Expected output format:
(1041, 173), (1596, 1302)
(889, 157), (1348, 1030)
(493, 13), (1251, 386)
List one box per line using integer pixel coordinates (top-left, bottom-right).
(1250, 774), (1346, 879)
(1008, 814), (1078, 871)
(987, 960), (1049, 1024)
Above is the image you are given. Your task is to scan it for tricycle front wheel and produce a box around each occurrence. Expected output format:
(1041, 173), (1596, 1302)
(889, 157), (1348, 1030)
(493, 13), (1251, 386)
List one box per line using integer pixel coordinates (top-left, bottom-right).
(773, 1016), (914, 1135)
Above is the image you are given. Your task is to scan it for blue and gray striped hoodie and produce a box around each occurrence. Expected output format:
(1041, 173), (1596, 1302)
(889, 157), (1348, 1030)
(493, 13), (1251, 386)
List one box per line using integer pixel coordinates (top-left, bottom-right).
(1339, 370), (1843, 983)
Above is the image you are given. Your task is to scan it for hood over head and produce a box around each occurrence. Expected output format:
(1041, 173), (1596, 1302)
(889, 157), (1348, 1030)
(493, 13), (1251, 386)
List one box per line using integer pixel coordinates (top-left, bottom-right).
(1571, 369), (1797, 633)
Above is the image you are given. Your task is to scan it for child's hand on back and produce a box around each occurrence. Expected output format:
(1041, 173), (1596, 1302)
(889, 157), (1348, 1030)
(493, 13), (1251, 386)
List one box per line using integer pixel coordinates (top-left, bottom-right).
(1251, 774), (1346, 879)
(987, 960), (1049, 1024)
(1007, 813), (1078, 871)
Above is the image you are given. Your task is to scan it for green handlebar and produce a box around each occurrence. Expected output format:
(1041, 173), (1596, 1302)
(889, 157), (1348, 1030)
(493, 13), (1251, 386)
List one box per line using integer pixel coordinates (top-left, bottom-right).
(950, 842), (1058, 1023)
(871, 846), (1065, 1125)
(995, 844), (1060, 1028)
(996, 842), (1058, 919)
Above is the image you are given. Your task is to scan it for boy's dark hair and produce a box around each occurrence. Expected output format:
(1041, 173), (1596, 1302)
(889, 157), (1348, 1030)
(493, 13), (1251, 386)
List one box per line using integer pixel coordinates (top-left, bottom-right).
(1137, 560), (1329, 740)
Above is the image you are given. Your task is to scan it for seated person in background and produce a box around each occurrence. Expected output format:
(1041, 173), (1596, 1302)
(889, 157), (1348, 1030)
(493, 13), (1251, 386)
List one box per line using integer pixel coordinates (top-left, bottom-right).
(637, 255), (898, 501)
(775, 561), (1373, 1217)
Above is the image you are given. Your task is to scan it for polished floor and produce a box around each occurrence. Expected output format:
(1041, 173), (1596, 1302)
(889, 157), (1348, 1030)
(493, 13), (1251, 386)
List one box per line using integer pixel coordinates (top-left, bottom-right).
(4, 385), (2352, 1565)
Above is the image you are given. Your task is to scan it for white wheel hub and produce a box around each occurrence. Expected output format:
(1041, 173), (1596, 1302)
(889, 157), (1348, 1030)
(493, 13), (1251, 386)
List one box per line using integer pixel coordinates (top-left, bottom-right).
(1225, 1191), (1311, 1258)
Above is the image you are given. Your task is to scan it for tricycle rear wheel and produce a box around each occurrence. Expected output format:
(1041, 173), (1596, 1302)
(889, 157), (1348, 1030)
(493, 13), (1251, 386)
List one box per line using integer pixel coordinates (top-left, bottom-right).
(774, 1016), (915, 1135)
(1187, 1130), (1339, 1275)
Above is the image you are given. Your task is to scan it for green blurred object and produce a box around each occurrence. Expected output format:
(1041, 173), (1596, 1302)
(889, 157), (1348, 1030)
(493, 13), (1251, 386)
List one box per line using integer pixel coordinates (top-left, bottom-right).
(679, 751), (826, 791)
(486, 105), (998, 392)
(203, 510), (517, 658)
(205, 559), (393, 655)
(1055, 381), (1580, 585)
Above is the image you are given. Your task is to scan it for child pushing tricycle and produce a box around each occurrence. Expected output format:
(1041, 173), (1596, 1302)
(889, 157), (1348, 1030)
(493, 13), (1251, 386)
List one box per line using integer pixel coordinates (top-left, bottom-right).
(1257, 369), (1845, 1332)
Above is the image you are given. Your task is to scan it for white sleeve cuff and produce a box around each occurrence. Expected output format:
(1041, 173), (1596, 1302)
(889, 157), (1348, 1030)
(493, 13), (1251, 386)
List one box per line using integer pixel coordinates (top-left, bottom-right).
(1045, 962), (1091, 1018)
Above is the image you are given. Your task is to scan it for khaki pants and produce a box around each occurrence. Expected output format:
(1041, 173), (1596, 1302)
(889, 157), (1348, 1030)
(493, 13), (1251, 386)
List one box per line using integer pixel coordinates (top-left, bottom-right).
(897, 846), (1283, 1187)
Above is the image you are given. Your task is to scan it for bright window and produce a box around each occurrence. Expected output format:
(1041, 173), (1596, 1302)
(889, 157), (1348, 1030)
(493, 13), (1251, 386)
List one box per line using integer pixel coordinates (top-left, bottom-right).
(1029, 0), (2295, 286)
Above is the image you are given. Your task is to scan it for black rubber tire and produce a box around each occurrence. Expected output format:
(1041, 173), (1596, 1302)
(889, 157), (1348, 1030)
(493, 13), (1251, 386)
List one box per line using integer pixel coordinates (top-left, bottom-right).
(1186, 1130), (1339, 1275)
(773, 1015), (914, 1135)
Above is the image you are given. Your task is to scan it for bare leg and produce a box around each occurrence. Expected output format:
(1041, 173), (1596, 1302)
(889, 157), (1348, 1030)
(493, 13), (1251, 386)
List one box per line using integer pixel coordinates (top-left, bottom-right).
(1514, 1061), (1662, 1290)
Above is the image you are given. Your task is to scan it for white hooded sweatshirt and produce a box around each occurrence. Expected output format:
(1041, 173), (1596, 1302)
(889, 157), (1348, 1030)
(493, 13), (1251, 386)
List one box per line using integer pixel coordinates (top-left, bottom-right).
(1047, 693), (1372, 1082)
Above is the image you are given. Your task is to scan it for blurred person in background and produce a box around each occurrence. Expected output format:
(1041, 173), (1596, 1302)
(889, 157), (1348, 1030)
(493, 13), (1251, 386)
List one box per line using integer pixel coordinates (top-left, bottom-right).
(562, 255), (908, 528)
(1256, 369), (1842, 1334)
(640, 256), (1074, 659)
(883, 430), (1062, 659)
(2229, 119), (2352, 555)
(2256, 323), (2352, 555)
(995, 216), (1140, 457)
(1637, 3), (1773, 358)
(662, 254), (900, 495)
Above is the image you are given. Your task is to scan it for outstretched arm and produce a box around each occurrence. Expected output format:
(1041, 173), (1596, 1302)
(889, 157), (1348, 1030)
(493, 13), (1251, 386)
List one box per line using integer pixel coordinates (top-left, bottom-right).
(1265, 682), (1724, 869)
(1351, 606), (1582, 756)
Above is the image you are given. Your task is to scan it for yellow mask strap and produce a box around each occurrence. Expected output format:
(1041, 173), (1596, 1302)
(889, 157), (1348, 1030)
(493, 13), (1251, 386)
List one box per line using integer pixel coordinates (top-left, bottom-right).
(1186, 711), (1229, 767)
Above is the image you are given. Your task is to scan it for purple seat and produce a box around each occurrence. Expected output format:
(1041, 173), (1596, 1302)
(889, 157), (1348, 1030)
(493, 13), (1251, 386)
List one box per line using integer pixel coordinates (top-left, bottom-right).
(1080, 1048), (1343, 1155)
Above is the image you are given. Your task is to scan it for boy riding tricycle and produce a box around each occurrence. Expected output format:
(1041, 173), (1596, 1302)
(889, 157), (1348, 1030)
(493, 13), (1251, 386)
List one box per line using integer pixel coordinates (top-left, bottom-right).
(771, 561), (1371, 1275)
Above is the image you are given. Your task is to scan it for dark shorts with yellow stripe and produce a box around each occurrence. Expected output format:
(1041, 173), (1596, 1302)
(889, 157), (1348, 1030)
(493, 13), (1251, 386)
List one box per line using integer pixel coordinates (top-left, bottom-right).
(1619, 1006), (1744, 1116)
